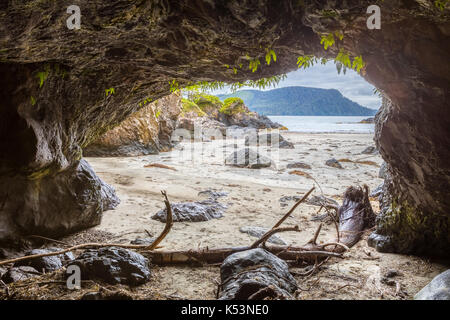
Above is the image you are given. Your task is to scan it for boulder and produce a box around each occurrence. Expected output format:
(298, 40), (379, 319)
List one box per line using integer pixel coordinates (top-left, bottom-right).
(14, 248), (75, 272)
(239, 226), (287, 245)
(0, 159), (119, 245)
(1, 266), (40, 284)
(219, 248), (297, 300)
(68, 247), (151, 286)
(245, 133), (294, 149)
(152, 198), (227, 222)
(225, 148), (272, 169)
(198, 189), (228, 199)
(325, 158), (343, 169)
(414, 270), (450, 300)
(361, 146), (377, 154)
(287, 162), (311, 169)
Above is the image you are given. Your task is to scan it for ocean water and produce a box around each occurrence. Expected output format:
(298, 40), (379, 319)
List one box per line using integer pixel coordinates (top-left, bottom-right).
(268, 116), (375, 133)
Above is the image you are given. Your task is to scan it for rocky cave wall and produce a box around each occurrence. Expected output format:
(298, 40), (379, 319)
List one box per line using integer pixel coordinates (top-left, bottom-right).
(0, 0), (448, 255)
(83, 92), (182, 157)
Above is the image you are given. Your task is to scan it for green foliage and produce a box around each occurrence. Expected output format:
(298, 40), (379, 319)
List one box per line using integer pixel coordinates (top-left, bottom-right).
(219, 97), (245, 115)
(105, 87), (115, 97)
(30, 96), (36, 106)
(169, 79), (179, 93)
(297, 50), (364, 75)
(192, 93), (223, 110)
(139, 96), (153, 107)
(352, 55), (365, 73)
(230, 75), (287, 91)
(434, 0), (448, 11)
(248, 58), (261, 72)
(155, 110), (161, 118)
(297, 55), (318, 69)
(36, 65), (50, 88)
(265, 48), (277, 66)
(320, 33), (335, 50)
(320, 31), (343, 51)
(182, 74), (286, 95)
(181, 98), (206, 116)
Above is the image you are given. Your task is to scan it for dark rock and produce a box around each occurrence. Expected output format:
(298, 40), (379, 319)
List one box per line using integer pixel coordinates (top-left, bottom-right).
(68, 247), (151, 286)
(279, 196), (301, 208)
(374, 97), (450, 256)
(381, 277), (397, 286)
(1, 266), (40, 284)
(361, 146), (377, 154)
(225, 148), (272, 169)
(245, 133), (294, 149)
(359, 117), (375, 124)
(367, 233), (396, 252)
(219, 248), (297, 300)
(325, 158), (343, 169)
(152, 198), (227, 222)
(378, 162), (388, 179)
(14, 248), (75, 272)
(370, 183), (384, 198)
(198, 189), (228, 199)
(0, 159), (119, 243)
(286, 162), (311, 170)
(130, 237), (155, 246)
(239, 226), (287, 245)
(414, 270), (450, 300)
(385, 269), (400, 278)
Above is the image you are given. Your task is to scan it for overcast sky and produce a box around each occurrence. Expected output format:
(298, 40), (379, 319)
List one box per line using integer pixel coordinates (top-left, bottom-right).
(212, 61), (381, 110)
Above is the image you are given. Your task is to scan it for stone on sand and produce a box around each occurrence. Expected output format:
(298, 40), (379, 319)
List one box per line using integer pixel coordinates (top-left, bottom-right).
(225, 148), (272, 169)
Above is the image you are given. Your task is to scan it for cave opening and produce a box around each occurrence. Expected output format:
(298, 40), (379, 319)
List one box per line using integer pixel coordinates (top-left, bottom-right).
(0, 0), (448, 301)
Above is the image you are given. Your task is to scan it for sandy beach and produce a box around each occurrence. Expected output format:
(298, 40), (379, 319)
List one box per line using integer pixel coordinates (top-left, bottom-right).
(83, 132), (447, 300)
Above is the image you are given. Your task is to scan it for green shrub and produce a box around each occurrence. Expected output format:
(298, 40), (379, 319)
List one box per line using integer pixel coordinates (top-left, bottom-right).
(192, 93), (223, 111)
(181, 98), (206, 116)
(219, 97), (245, 115)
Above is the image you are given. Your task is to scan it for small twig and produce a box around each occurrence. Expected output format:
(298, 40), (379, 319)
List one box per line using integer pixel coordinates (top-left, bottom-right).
(145, 191), (173, 250)
(308, 223), (323, 245)
(321, 242), (349, 252)
(272, 187), (315, 229)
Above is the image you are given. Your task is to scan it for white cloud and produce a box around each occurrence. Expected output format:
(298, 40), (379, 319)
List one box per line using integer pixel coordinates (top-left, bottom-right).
(211, 61), (381, 110)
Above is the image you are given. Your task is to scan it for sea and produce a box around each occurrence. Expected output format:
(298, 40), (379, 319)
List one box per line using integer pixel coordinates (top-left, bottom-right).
(268, 116), (375, 134)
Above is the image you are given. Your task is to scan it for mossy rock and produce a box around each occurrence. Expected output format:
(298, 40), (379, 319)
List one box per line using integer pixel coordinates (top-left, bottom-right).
(181, 98), (206, 117)
(219, 97), (246, 115)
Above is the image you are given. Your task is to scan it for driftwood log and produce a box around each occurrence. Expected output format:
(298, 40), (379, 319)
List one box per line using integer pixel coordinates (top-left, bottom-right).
(147, 185), (375, 265)
(0, 186), (375, 269)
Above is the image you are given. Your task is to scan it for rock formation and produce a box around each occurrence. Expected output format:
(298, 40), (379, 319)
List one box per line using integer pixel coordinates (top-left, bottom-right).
(176, 94), (282, 139)
(84, 92), (182, 156)
(0, 1), (448, 256)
